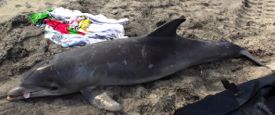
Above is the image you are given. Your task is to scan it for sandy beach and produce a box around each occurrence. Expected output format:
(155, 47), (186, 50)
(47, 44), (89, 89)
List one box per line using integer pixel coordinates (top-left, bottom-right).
(0, 0), (274, 114)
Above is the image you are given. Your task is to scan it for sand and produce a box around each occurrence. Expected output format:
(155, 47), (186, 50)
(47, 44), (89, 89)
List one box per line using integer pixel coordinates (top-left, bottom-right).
(0, 0), (65, 23)
(0, 0), (274, 115)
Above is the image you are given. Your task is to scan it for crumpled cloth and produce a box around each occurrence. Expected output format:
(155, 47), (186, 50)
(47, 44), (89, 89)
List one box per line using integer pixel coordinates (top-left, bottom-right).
(45, 24), (126, 47)
(44, 19), (70, 34)
(49, 7), (129, 25)
(44, 19), (85, 35)
(44, 7), (128, 47)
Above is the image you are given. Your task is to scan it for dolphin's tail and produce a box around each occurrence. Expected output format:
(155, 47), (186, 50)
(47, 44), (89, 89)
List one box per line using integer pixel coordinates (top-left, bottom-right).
(240, 49), (275, 72)
(240, 50), (264, 66)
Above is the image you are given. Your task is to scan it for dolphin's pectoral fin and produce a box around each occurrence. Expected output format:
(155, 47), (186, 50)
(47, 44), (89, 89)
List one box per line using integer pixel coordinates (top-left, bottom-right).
(80, 87), (122, 111)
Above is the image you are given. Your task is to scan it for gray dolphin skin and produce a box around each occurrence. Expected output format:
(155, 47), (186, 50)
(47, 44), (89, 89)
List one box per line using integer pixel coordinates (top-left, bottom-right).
(7, 16), (264, 111)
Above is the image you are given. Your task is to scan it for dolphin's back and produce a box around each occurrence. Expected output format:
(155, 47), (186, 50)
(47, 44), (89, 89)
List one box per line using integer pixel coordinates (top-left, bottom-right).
(55, 37), (184, 85)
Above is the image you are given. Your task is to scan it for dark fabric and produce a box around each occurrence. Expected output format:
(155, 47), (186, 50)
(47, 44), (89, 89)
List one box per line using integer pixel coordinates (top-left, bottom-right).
(174, 73), (275, 115)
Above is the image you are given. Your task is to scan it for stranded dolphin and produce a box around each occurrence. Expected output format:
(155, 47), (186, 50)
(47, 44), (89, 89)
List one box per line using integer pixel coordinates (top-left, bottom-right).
(7, 17), (264, 111)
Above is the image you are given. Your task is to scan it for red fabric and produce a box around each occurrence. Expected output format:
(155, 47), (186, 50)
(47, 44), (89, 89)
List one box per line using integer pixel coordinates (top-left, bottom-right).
(44, 19), (70, 34)
(77, 31), (86, 35)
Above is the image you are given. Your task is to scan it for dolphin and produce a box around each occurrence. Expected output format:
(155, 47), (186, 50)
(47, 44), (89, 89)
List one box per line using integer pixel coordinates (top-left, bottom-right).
(7, 16), (264, 111)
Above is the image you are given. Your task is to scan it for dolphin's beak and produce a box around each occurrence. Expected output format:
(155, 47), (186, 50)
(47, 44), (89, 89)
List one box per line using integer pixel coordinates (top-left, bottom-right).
(7, 87), (31, 101)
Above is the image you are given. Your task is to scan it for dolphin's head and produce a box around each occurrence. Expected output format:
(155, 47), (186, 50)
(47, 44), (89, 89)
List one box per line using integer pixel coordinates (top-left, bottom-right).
(7, 60), (83, 101)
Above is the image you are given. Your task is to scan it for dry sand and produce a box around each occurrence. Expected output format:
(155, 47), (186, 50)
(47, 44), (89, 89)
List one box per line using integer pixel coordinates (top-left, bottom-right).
(0, 0), (274, 115)
(0, 0), (65, 23)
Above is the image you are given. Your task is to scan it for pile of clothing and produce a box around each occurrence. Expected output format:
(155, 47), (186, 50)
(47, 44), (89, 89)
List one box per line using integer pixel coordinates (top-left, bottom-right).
(29, 7), (129, 47)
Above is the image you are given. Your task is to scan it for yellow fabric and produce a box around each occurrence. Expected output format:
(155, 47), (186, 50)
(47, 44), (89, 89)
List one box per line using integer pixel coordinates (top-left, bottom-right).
(79, 19), (91, 31)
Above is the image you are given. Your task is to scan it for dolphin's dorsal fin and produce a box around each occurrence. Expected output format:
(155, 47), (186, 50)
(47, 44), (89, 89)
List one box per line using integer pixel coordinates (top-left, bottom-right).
(147, 16), (186, 37)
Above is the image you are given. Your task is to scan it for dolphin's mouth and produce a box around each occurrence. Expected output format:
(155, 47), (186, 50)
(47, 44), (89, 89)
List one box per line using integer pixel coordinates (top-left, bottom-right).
(7, 92), (31, 101)
(7, 87), (41, 101)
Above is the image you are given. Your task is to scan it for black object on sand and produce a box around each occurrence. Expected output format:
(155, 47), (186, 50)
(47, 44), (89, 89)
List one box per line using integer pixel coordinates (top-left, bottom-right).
(174, 73), (275, 115)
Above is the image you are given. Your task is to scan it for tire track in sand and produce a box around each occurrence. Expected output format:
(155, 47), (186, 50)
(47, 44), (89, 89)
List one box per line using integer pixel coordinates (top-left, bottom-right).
(236, 0), (275, 30)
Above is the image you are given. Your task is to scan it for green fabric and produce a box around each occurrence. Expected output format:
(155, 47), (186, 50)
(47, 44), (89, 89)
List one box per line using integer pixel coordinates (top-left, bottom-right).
(29, 12), (49, 24)
(29, 8), (53, 24)
(68, 28), (78, 34)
